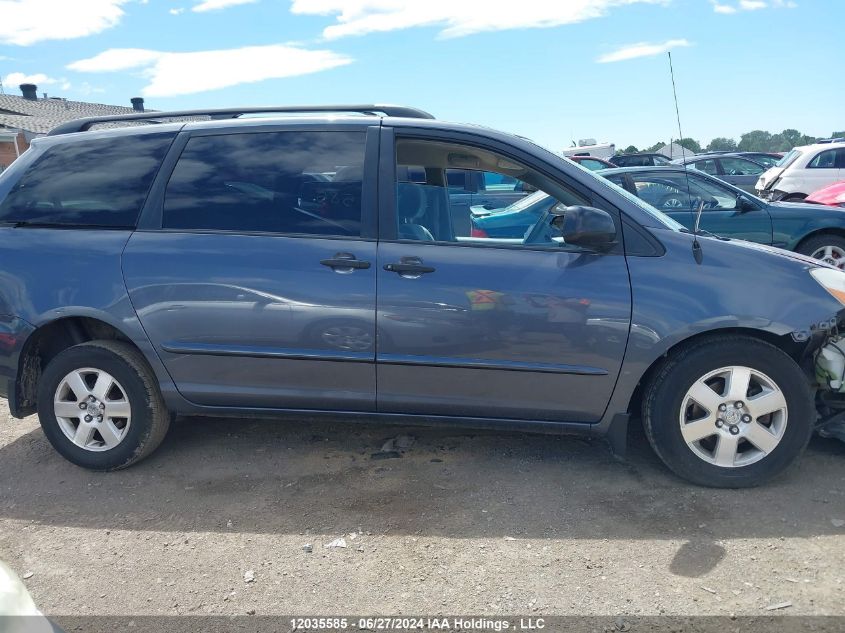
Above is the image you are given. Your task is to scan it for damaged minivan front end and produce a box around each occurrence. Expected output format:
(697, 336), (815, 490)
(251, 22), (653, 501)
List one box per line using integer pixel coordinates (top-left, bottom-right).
(807, 268), (845, 442)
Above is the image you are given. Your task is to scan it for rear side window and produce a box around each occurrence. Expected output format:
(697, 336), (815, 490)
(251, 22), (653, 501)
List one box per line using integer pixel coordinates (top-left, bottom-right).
(162, 131), (366, 236)
(0, 133), (174, 227)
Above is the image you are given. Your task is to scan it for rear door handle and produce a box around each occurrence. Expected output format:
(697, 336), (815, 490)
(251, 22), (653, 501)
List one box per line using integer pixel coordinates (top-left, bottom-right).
(384, 259), (436, 275)
(320, 253), (371, 271)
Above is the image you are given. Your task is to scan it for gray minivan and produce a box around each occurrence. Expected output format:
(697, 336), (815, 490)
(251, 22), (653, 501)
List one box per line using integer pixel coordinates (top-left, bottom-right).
(0, 104), (843, 488)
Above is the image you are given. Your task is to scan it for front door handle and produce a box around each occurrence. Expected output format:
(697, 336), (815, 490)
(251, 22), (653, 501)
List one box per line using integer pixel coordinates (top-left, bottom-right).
(384, 258), (436, 276)
(320, 253), (371, 272)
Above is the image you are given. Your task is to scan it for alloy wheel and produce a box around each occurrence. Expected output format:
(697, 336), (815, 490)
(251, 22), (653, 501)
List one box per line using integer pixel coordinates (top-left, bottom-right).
(679, 365), (787, 468)
(810, 245), (845, 270)
(53, 368), (132, 452)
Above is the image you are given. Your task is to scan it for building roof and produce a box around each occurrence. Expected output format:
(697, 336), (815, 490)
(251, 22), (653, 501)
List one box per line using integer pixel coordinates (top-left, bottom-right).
(0, 92), (138, 135)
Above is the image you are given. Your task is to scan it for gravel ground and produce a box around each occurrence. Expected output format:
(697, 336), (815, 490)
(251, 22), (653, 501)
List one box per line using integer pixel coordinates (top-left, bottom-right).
(1, 402), (844, 625)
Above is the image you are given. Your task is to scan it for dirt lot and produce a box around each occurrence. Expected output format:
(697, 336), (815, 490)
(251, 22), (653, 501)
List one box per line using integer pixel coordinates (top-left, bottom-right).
(1, 402), (844, 625)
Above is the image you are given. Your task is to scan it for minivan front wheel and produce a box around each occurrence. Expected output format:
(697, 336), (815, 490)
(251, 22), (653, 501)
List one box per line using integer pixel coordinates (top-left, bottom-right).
(37, 340), (170, 470)
(642, 336), (813, 488)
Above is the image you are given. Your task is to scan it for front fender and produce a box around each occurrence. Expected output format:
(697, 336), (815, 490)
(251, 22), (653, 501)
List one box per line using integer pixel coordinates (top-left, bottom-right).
(595, 228), (842, 432)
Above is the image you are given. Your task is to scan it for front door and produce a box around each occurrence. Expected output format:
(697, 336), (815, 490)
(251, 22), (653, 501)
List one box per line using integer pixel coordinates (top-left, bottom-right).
(375, 133), (632, 423)
(123, 126), (378, 410)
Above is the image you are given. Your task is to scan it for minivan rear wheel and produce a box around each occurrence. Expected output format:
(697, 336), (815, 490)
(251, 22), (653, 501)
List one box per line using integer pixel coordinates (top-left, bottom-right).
(37, 340), (170, 470)
(642, 336), (813, 488)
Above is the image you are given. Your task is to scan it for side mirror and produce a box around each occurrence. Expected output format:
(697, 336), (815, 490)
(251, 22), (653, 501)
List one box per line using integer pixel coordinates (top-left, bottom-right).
(551, 205), (617, 251)
(736, 196), (756, 212)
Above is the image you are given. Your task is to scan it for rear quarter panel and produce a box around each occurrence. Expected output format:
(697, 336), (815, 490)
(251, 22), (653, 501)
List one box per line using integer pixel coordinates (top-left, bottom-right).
(0, 228), (175, 404)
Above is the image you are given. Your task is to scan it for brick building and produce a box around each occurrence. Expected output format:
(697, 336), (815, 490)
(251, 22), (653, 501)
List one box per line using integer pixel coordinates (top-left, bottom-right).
(0, 83), (146, 171)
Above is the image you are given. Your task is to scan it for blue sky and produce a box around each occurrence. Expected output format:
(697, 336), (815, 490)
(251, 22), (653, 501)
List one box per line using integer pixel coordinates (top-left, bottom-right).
(0, 0), (842, 150)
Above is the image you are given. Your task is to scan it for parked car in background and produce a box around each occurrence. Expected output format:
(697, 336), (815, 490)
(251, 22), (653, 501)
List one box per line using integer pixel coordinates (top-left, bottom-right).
(696, 151), (782, 169)
(4, 104), (845, 489)
(601, 166), (845, 269)
(471, 190), (557, 237)
(756, 141), (845, 202)
(671, 154), (767, 193)
(609, 153), (672, 167)
(567, 155), (615, 171)
(733, 152), (782, 168)
(806, 181), (845, 207)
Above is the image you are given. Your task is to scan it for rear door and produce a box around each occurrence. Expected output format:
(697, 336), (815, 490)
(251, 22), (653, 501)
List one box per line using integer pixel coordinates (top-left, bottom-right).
(375, 129), (631, 423)
(123, 124), (379, 410)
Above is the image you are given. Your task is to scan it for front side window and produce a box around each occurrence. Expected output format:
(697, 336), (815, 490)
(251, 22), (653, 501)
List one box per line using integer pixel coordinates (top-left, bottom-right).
(163, 131), (366, 236)
(395, 138), (591, 246)
(808, 150), (837, 169)
(719, 157), (764, 176)
(652, 155), (672, 166)
(0, 132), (175, 227)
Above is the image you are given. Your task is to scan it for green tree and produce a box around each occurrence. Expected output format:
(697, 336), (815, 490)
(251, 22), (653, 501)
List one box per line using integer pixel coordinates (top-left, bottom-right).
(622, 145), (639, 154)
(831, 131), (845, 138)
(737, 130), (773, 152)
(676, 137), (701, 153)
(645, 141), (665, 153)
(707, 137), (737, 152)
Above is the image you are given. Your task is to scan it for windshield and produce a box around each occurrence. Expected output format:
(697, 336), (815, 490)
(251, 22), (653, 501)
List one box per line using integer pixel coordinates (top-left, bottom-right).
(776, 149), (801, 168)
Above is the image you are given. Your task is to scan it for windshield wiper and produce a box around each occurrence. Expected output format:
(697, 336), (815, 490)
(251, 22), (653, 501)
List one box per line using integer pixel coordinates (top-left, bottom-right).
(0, 221), (134, 230)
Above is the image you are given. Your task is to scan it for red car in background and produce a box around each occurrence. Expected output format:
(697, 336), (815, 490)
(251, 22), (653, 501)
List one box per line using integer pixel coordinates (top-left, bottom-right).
(806, 181), (845, 207)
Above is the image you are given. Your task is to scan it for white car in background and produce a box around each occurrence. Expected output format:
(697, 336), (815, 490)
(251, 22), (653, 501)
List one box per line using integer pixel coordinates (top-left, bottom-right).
(756, 140), (845, 202)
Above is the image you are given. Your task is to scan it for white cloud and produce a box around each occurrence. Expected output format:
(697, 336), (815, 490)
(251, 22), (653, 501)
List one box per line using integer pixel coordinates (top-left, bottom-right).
(68, 48), (164, 73)
(711, 0), (797, 13)
(169, 7), (185, 14)
(712, 2), (737, 12)
(0, 0), (130, 46)
(596, 38), (691, 63)
(3, 71), (59, 86)
(68, 44), (352, 97)
(192, 0), (257, 11)
(291, 0), (665, 40)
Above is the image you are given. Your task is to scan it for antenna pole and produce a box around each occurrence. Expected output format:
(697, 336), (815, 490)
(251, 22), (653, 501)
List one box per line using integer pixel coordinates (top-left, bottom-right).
(668, 52), (687, 160)
(668, 51), (703, 263)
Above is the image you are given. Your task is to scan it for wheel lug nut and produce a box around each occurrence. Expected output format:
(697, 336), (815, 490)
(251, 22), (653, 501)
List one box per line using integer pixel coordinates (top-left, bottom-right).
(99, 402), (105, 409)
(729, 425), (740, 435)
(741, 414), (752, 423)
(718, 404), (727, 412)
(715, 419), (724, 428)
(734, 401), (744, 409)
(84, 415), (92, 422)
(78, 402), (87, 410)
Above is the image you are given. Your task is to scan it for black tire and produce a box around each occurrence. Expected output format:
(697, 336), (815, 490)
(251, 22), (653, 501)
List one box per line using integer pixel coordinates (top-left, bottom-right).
(642, 335), (813, 488)
(37, 340), (170, 471)
(780, 193), (806, 202)
(796, 233), (845, 268)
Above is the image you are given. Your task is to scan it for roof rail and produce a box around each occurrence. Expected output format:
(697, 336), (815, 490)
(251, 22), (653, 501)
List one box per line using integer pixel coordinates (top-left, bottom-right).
(46, 104), (435, 136)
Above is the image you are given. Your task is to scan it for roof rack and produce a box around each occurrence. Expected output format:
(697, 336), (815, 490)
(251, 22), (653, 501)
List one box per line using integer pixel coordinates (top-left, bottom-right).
(46, 104), (435, 136)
